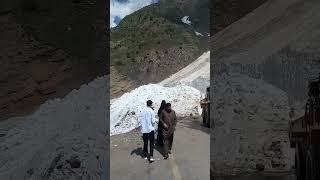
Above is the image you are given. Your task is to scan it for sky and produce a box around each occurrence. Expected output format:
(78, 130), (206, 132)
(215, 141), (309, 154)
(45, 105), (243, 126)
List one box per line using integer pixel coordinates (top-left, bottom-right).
(110, 0), (159, 28)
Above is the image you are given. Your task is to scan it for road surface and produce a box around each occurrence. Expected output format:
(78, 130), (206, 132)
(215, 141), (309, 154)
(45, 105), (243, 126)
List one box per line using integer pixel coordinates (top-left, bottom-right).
(110, 116), (210, 180)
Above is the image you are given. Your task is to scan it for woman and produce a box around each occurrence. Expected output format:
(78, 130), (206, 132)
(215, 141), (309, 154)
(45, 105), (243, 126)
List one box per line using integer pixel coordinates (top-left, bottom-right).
(156, 100), (166, 146)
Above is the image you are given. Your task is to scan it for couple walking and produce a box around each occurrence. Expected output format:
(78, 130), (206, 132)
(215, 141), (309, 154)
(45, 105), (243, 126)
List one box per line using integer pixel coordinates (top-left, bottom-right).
(138, 100), (177, 162)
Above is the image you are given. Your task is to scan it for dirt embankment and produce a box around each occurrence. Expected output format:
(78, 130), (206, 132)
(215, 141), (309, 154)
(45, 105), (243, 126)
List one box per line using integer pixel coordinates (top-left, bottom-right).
(159, 51), (210, 94)
(0, 0), (108, 120)
(211, 0), (268, 34)
(110, 66), (138, 98)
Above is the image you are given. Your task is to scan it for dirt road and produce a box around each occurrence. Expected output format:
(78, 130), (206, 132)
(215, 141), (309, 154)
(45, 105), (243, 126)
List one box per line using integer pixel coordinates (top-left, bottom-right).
(110, 116), (210, 180)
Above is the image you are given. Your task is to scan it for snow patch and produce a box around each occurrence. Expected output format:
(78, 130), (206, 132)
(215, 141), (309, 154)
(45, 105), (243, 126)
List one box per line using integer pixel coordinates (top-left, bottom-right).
(195, 31), (204, 36)
(110, 52), (209, 136)
(0, 76), (108, 179)
(211, 74), (294, 174)
(181, 16), (191, 25)
(110, 84), (201, 136)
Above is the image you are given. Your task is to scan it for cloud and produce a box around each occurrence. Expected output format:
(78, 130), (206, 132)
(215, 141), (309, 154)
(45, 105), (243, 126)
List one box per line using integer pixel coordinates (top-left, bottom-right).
(113, 16), (122, 25)
(115, 0), (129, 3)
(110, 0), (159, 28)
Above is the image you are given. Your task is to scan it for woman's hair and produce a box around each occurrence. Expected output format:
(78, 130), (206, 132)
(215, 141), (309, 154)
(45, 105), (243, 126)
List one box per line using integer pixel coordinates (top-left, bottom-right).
(158, 100), (166, 116)
(161, 100), (166, 106)
(146, 100), (153, 107)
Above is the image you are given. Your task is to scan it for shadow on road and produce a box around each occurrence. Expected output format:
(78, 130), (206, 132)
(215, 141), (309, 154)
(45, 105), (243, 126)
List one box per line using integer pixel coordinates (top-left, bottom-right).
(154, 144), (166, 157)
(130, 147), (144, 158)
(130, 140), (166, 161)
(177, 116), (210, 134)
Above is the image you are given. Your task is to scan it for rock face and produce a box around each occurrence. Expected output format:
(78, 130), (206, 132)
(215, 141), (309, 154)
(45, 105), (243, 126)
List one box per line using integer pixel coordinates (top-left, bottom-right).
(211, 0), (320, 175)
(0, 0), (108, 120)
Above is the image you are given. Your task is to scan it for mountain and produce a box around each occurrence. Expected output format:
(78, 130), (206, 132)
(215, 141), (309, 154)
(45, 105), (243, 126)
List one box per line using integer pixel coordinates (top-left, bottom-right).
(158, 0), (209, 33)
(110, 0), (209, 97)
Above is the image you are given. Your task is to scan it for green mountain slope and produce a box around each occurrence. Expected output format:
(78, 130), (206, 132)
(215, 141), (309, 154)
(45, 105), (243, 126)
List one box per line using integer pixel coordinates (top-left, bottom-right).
(110, 0), (209, 97)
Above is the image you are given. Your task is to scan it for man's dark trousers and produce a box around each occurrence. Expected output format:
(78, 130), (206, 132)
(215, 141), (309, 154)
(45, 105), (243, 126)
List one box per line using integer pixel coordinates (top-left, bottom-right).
(164, 133), (174, 155)
(169, 133), (174, 150)
(143, 131), (155, 157)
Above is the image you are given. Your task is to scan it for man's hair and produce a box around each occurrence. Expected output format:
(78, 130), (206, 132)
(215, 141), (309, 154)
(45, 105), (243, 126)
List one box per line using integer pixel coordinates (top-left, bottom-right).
(165, 103), (171, 107)
(146, 100), (153, 107)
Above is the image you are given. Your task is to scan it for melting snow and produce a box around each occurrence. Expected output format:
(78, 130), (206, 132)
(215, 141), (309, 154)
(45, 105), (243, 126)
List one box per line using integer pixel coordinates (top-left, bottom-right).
(211, 74), (294, 174)
(111, 51), (210, 136)
(181, 16), (191, 25)
(110, 84), (201, 136)
(195, 31), (204, 36)
(0, 76), (108, 179)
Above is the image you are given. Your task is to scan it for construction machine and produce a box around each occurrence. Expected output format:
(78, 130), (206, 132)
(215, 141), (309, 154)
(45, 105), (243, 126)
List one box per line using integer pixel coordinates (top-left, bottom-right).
(289, 74), (320, 180)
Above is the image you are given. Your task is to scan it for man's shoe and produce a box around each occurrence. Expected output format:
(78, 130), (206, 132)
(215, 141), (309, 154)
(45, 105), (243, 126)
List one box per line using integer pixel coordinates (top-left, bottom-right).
(150, 156), (155, 162)
(143, 154), (148, 160)
(164, 155), (169, 160)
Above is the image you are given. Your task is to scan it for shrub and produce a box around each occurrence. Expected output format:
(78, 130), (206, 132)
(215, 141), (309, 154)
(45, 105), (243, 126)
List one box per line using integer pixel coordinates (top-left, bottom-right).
(116, 61), (123, 66)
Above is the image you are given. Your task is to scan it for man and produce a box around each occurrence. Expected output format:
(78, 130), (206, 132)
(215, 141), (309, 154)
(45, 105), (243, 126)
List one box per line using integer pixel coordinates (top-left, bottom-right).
(159, 103), (177, 159)
(138, 100), (156, 162)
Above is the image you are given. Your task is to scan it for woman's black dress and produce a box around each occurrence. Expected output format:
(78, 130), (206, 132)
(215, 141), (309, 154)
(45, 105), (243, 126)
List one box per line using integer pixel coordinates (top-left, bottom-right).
(156, 109), (164, 146)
